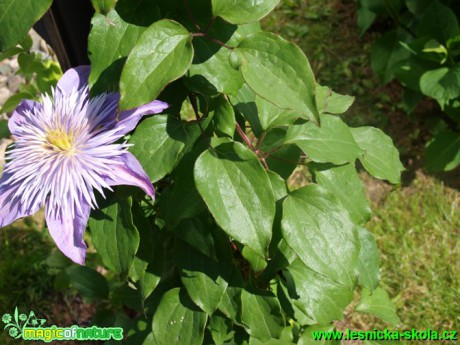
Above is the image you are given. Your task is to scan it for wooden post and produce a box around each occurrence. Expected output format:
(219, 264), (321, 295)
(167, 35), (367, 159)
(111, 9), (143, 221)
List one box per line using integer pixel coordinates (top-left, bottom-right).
(34, 0), (94, 71)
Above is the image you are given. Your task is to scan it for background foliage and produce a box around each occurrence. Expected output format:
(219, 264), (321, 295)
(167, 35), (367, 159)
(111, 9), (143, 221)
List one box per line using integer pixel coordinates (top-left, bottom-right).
(358, 0), (460, 172)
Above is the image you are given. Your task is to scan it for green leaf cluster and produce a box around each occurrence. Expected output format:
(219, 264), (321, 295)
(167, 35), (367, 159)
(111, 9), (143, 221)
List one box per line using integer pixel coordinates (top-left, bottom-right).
(358, 0), (460, 172)
(2, 0), (405, 343)
(0, 34), (62, 114)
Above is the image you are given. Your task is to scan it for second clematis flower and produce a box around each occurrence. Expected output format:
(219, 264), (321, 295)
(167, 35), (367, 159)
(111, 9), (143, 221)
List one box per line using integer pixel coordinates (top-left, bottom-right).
(0, 65), (168, 265)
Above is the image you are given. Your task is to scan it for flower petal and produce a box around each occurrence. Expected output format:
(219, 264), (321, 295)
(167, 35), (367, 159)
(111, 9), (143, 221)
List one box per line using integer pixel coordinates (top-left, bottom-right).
(0, 174), (40, 227)
(56, 65), (91, 93)
(8, 99), (42, 137)
(113, 100), (169, 136)
(45, 199), (91, 265)
(106, 152), (155, 199)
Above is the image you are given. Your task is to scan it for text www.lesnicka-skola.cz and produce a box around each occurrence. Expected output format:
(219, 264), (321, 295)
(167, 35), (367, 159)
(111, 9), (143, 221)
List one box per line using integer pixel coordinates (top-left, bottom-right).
(311, 328), (458, 341)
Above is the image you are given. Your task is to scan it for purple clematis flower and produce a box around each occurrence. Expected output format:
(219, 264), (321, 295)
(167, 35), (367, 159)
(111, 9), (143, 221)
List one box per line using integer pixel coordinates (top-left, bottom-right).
(0, 65), (168, 265)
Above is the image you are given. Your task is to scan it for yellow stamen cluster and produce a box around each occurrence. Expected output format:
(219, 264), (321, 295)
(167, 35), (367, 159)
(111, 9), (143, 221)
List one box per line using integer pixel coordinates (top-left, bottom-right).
(46, 129), (75, 152)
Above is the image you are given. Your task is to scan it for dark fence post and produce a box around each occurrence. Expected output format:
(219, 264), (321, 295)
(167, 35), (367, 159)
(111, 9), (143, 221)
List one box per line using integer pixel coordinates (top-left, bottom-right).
(34, 0), (94, 71)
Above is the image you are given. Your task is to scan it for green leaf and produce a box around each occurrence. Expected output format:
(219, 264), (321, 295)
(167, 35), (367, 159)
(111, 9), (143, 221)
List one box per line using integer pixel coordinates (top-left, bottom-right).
(66, 266), (109, 300)
(89, 197), (139, 277)
(186, 37), (243, 95)
(130, 203), (164, 302)
(231, 32), (319, 123)
(417, 1), (459, 44)
(276, 279), (316, 326)
(241, 246), (268, 272)
(152, 288), (207, 345)
(88, 4), (159, 94)
(425, 130), (460, 172)
(209, 314), (234, 345)
(175, 239), (229, 314)
(394, 55), (437, 93)
(259, 128), (301, 179)
(91, 0), (116, 14)
(249, 327), (294, 344)
(19, 34), (32, 51)
(356, 288), (401, 325)
(120, 19), (193, 110)
(406, 0), (431, 16)
(260, 239), (296, 285)
(164, 144), (207, 229)
(359, 0), (403, 16)
(172, 218), (216, 259)
(283, 258), (354, 325)
(357, 227), (380, 291)
(267, 170), (288, 201)
(240, 289), (285, 341)
(194, 142), (275, 259)
(185, 18), (248, 96)
(299, 324), (340, 345)
(0, 120), (11, 139)
(230, 83), (263, 137)
(0, 46), (23, 61)
(0, 0), (52, 52)
(34, 60), (61, 94)
(129, 257), (160, 302)
(357, 7), (376, 35)
(129, 115), (187, 182)
(281, 184), (359, 288)
(17, 52), (44, 79)
(420, 67), (460, 106)
(401, 88), (423, 113)
(212, 0), (280, 24)
(212, 95), (236, 137)
(351, 127), (404, 184)
(315, 85), (355, 115)
(371, 31), (410, 84)
(310, 163), (371, 225)
(217, 268), (244, 323)
(256, 95), (296, 131)
(45, 250), (72, 269)
(410, 38), (449, 64)
(285, 115), (363, 165)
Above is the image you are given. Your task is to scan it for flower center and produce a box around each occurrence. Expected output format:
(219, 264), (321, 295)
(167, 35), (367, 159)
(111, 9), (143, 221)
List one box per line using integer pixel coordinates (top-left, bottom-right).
(46, 129), (75, 152)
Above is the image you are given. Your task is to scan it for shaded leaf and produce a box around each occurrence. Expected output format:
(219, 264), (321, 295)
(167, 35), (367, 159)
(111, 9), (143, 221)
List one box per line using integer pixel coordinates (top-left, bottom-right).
(90, 197), (139, 277)
(66, 266), (109, 300)
(425, 130), (460, 172)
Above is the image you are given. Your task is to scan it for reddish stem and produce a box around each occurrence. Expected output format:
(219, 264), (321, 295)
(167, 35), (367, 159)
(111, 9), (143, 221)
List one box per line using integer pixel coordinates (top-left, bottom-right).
(184, 0), (201, 31)
(236, 122), (256, 150)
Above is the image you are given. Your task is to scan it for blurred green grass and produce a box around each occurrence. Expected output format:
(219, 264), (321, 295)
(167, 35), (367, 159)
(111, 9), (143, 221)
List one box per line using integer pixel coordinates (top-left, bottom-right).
(367, 173), (460, 330)
(0, 213), (54, 345)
